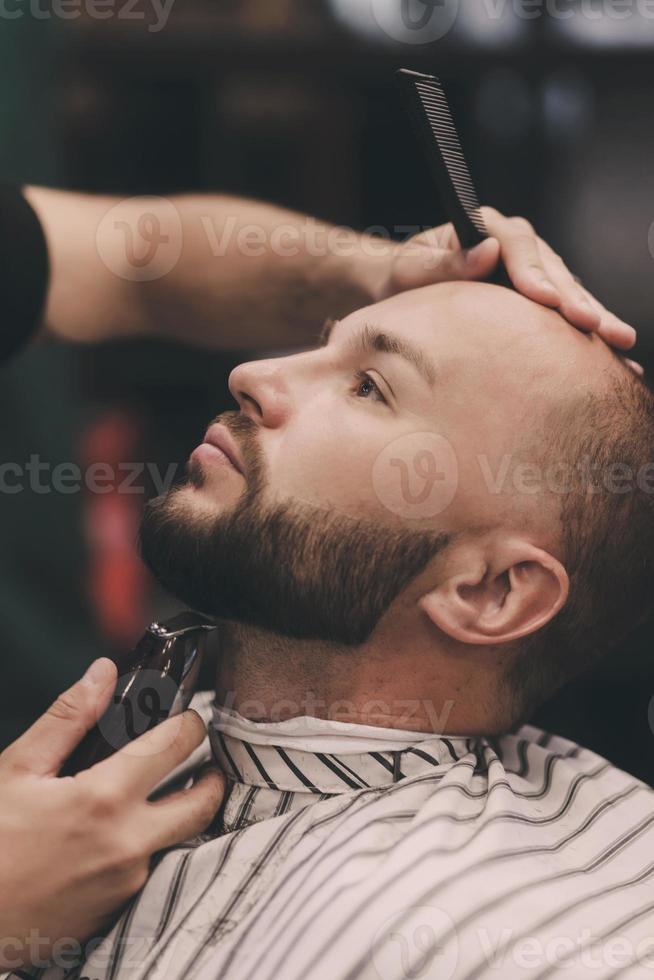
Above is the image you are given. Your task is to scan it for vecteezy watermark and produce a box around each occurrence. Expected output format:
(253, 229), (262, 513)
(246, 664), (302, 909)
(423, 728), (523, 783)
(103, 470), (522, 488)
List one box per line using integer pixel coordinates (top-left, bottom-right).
(372, 905), (459, 980)
(477, 452), (654, 496)
(94, 195), (460, 282)
(219, 690), (456, 732)
(372, 435), (654, 520)
(476, 926), (654, 972)
(488, 0), (654, 19)
(372, 433), (459, 520)
(0, 931), (176, 972)
(0, 0), (175, 31)
(201, 216), (389, 260)
(371, 0), (461, 44)
(369, 0), (654, 46)
(0, 456), (179, 495)
(200, 216), (454, 268)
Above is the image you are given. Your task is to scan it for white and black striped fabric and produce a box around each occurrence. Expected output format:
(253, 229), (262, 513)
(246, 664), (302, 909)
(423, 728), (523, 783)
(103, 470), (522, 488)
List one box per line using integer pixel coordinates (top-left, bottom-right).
(14, 693), (654, 980)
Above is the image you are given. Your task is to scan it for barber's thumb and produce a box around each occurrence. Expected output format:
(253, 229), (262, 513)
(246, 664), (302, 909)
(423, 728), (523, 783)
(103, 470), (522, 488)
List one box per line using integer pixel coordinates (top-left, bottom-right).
(2, 658), (118, 776)
(393, 236), (499, 290)
(454, 237), (500, 279)
(81, 657), (117, 693)
(74, 657), (118, 727)
(45, 659), (117, 772)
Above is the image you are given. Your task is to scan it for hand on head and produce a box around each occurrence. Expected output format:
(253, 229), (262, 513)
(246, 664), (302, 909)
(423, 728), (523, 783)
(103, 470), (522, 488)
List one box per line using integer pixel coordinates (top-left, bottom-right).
(376, 208), (637, 354)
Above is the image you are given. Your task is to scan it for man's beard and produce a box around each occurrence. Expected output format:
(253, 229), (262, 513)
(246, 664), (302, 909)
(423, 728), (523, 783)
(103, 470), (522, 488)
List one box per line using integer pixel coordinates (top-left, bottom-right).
(139, 413), (449, 646)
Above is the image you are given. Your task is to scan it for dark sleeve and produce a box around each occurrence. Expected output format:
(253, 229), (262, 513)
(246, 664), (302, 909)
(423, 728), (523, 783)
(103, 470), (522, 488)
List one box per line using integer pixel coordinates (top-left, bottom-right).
(0, 184), (50, 364)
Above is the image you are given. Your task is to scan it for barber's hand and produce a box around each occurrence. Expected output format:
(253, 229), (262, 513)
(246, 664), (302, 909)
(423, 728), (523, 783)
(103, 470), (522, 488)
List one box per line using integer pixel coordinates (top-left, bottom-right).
(0, 658), (224, 971)
(376, 207), (637, 352)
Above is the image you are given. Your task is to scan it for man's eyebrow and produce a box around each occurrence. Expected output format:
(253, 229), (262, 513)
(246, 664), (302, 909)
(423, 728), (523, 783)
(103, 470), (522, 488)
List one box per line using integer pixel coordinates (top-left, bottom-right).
(320, 318), (436, 388)
(319, 318), (337, 346)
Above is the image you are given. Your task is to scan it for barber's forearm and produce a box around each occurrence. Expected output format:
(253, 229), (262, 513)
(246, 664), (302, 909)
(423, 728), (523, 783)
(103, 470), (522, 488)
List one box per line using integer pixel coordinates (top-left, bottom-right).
(25, 187), (383, 350)
(25, 186), (142, 346)
(26, 187), (636, 355)
(138, 195), (387, 350)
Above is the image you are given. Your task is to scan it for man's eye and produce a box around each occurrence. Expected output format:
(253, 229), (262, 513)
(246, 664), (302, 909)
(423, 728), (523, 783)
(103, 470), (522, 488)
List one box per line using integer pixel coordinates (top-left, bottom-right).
(353, 370), (387, 405)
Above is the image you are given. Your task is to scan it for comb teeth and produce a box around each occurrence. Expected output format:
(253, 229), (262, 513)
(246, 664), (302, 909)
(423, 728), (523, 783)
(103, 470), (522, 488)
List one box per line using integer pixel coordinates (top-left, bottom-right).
(413, 77), (488, 238)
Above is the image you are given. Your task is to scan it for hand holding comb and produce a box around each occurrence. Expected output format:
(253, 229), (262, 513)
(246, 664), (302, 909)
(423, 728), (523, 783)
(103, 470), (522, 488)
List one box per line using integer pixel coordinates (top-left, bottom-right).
(396, 68), (511, 286)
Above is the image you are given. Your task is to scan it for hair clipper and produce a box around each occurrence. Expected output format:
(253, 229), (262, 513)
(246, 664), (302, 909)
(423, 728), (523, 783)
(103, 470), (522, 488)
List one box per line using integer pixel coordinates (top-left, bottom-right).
(61, 612), (217, 776)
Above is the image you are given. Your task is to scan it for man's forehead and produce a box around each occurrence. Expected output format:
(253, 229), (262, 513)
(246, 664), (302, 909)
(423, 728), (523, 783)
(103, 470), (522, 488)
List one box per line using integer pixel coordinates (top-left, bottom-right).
(339, 281), (610, 365)
(330, 282), (537, 356)
(327, 280), (621, 403)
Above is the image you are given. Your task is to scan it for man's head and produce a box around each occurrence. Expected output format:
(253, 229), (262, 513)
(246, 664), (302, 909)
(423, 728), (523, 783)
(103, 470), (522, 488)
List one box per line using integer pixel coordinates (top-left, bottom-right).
(141, 282), (654, 729)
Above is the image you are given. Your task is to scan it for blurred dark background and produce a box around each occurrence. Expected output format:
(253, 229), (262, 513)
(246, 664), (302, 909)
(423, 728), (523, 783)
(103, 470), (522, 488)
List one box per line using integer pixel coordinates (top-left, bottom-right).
(1, 0), (654, 782)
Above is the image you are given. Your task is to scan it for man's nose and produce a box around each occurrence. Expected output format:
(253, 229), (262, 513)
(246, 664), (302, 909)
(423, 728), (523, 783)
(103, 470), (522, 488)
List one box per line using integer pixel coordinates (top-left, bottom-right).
(228, 359), (292, 428)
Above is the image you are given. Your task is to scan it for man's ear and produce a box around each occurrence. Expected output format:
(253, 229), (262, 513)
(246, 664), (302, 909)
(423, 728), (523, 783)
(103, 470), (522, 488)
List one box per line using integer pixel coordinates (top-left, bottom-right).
(418, 537), (569, 645)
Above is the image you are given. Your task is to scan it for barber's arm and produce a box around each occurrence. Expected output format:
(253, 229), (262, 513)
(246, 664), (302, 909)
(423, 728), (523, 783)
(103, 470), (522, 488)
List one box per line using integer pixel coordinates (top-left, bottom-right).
(24, 187), (637, 353)
(0, 659), (224, 971)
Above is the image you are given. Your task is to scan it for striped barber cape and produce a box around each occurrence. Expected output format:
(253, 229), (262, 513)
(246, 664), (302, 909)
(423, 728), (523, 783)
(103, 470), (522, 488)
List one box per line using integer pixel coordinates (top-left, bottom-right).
(13, 692), (654, 980)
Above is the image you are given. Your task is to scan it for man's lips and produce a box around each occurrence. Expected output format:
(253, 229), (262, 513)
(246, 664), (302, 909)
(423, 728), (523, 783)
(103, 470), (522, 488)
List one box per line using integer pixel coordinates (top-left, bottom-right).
(196, 424), (245, 474)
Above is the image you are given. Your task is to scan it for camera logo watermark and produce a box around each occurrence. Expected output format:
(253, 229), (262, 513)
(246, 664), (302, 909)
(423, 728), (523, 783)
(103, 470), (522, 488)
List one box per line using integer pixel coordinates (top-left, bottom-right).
(96, 196), (183, 281)
(371, 0), (460, 43)
(372, 432), (459, 519)
(372, 905), (458, 980)
(97, 667), (184, 757)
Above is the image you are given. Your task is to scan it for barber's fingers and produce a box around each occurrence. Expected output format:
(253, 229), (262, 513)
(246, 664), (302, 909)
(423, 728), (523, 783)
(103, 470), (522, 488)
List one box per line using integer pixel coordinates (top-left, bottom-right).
(576, 286), (638, 351)
(145, 764), (226, 852)
(558, 267), (638, 350)
(483, 209), (607, 332)
(624, 358), (645, 377)
(535, 237), (637, 347)
(481, 209), (564, 310)
(92, 708), (209, 798)
(438, 236), (502, 281)
(513, 235), (637, 349)
(1, 658), (117, 777)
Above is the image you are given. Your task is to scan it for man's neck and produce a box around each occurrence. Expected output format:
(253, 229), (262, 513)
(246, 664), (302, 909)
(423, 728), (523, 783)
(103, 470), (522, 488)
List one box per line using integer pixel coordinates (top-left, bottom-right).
(213, 618), (504, 735)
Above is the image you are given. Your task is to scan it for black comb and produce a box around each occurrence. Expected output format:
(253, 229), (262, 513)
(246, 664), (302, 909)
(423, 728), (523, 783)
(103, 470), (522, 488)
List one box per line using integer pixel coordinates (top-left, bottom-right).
(396, 68), (509, 286)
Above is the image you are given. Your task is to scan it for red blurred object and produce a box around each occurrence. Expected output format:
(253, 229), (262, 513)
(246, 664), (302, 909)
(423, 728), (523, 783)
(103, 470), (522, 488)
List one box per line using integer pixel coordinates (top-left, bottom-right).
(79, 409), (151, 650)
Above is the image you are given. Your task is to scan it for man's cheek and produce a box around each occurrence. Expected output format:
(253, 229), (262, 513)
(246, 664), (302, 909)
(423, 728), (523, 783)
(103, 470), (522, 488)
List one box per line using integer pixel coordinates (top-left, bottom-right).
(370, 431), (460, 522)
(275, 445), (379, 513)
